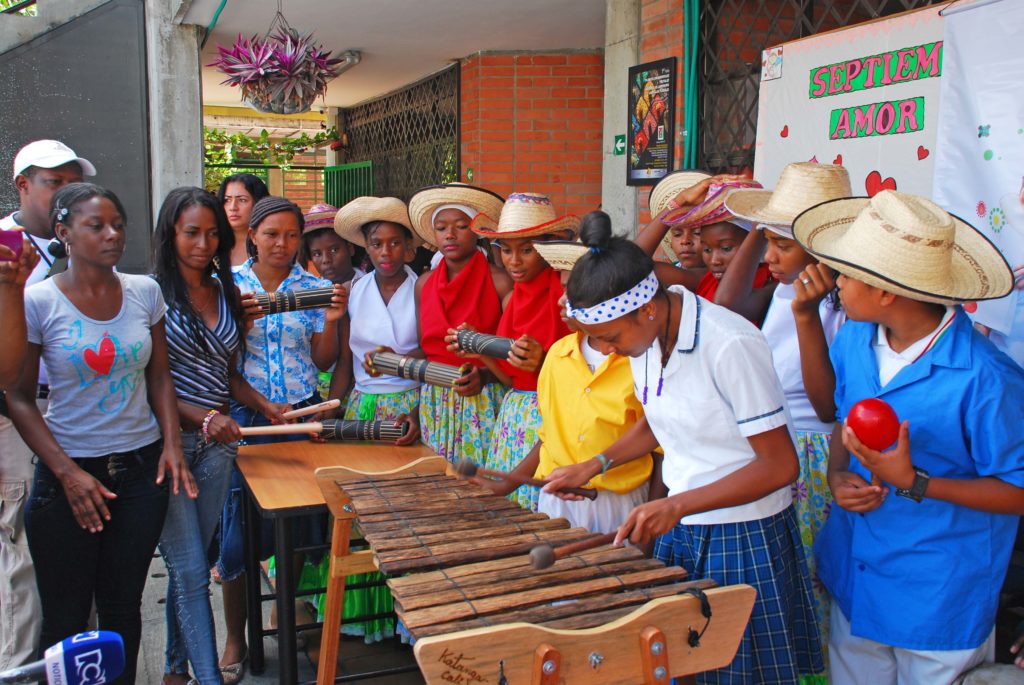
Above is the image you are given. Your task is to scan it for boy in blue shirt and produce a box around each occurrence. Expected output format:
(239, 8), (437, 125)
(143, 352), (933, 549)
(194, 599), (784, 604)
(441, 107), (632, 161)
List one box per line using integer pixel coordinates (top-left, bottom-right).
(794, 190), (1024, 684)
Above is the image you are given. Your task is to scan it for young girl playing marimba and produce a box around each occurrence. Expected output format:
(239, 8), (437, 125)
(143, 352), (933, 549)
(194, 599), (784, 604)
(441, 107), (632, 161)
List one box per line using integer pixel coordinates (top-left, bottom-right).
(461, 193), (576, 511)
(407, 183), (511, 463)
(478, 240), (654, 533)
(545, 211), (823, 683)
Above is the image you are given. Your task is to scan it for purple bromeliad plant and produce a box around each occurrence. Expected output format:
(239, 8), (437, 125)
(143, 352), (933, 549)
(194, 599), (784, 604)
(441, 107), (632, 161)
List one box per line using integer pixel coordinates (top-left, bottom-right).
(209, 25), (346, 114)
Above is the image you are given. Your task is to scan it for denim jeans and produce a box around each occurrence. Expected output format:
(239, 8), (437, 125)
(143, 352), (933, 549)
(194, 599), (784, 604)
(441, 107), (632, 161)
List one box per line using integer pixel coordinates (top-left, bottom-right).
(158, 432), (235, 683)
(25, 440), (168, 685)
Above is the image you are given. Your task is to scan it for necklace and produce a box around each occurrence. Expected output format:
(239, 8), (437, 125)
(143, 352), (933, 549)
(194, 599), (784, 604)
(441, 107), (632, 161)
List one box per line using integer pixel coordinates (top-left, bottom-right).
(643, 292), (674, 405)
(189, 283), (214, 314)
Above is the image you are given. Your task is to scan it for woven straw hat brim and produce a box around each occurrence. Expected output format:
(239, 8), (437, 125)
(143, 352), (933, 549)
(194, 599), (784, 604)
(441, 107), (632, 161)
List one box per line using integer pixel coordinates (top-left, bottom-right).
(793, 197), (1013, 305)
(407, 184), (505, 249)
(726, 163), (852, 226)
(534, 241), (589, 271)
(649, 171), (712, 217)
(471, 212), (581, 239)
(333, 197), (420, 248)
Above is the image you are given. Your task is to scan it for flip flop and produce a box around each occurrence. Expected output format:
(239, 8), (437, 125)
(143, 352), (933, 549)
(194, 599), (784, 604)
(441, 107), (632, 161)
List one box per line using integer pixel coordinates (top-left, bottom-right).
(219, 649), (247, 685)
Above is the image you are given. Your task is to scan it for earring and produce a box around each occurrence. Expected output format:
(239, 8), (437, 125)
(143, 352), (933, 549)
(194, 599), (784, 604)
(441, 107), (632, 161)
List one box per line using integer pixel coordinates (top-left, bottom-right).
(648, 315), (655, 321)
(212, 255), (221, 270)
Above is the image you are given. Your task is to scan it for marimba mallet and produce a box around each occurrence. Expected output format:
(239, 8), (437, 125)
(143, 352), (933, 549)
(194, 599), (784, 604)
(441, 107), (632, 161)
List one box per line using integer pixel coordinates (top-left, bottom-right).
(453, 459), (598, 501)
(530, 532), (618, 570)
(281, 399), (340, 420)
(455, 330), (516, 360)
(239, 422), (324, 437)
(254, 287), (337, 315)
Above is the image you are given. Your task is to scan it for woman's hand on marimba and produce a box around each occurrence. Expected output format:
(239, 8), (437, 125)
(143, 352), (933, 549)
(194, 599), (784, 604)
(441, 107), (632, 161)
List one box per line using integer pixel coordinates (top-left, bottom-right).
(614, 497), (683, 546)
(542, 460), (601, 501)
(324, 284), (349, 323)
(394, 412), (421, 446)
(506, 335), (543, 373)
(452, 365), (484, 397)
(61, 466), (118, 533)
(156, 444), (199, 499)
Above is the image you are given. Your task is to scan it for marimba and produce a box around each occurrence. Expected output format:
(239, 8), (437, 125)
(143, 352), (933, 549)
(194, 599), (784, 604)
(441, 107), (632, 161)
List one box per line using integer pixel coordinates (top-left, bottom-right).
(314, 458), (755, 685)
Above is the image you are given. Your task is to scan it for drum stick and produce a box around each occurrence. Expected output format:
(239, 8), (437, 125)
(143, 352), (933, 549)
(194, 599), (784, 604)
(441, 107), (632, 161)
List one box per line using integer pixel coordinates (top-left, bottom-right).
(530, 532), (618, 570)
(453, 459), (598, 500)
(281, 399), (340, 420)
(239, 422), (324, 436)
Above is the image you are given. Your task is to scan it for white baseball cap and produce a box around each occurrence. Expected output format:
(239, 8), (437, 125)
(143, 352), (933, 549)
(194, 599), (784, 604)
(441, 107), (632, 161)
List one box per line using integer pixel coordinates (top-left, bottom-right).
(13, 140), (97, 178)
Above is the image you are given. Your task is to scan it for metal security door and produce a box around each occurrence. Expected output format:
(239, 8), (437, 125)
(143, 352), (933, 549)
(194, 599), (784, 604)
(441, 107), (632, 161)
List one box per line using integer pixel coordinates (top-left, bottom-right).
(323, 161), (373, 208)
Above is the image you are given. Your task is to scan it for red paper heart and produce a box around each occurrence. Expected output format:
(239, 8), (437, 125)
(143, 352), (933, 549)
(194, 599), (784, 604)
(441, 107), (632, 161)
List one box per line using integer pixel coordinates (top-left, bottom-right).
(780, 125), (789, 138)
(833, 154), (843, 166)
(83, 335), (116, 377)
(865, 170), (897, 197)
(917, 145), (929, 160)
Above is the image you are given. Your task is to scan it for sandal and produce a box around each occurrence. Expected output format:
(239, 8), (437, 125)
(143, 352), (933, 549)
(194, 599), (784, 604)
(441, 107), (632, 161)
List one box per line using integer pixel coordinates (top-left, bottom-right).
(219, 649), (248, 685)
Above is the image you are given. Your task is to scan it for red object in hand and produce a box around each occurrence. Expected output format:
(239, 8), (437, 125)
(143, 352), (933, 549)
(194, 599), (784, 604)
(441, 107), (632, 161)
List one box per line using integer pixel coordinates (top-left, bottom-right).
(848, 398), (900, 451)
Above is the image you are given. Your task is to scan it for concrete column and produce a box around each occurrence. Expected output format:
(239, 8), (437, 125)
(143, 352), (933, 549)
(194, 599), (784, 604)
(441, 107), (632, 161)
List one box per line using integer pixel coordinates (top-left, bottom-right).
(145, 0), (204, 222)
(601, 0), (641, 236)
(325, 107), (342, 167)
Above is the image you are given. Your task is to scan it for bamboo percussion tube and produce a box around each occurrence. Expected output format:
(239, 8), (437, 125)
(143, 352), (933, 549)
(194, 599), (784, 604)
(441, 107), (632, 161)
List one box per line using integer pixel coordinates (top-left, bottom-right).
(319, 419), (409, 442)
(239, 422), (324, 436)
(369, 351), (469, 388)
(281, 399), (340, 420)
(530, 532), (617, 570)
(453, 459), (598, 501)
(254, 287), (337, 315)
(455, 330), (516, 360)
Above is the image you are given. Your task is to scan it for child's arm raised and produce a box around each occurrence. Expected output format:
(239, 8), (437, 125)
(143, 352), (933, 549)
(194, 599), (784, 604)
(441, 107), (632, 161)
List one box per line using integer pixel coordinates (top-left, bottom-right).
(793, 263), (839, 422)
(714, 226), (775, 323)
(845, 421), (1024, 515)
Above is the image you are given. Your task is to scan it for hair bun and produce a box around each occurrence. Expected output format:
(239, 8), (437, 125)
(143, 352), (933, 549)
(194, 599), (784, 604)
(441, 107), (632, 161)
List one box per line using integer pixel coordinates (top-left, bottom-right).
(579, 211), (612, 249)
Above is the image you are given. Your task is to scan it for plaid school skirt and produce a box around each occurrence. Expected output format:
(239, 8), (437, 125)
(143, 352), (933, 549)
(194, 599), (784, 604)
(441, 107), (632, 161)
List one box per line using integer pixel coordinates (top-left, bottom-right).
(654, 505), (824, 684)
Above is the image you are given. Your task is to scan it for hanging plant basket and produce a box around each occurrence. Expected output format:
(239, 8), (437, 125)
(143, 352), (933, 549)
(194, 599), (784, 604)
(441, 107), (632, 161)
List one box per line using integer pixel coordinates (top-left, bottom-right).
(209, 10), (346, 115)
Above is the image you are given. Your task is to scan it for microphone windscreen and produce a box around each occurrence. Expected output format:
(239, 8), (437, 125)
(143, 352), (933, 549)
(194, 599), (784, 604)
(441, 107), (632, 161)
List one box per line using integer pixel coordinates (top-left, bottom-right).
(43, 631), (125, 685)
(47, 239), (67, 259)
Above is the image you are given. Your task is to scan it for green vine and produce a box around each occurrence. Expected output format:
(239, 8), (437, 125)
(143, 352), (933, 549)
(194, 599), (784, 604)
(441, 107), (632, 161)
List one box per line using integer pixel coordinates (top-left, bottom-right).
(203, 126), (338, 168)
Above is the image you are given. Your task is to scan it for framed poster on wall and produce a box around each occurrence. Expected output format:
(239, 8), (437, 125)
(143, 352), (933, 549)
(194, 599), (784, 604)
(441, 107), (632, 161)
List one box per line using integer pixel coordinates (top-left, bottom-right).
(627, 57), (676, 186)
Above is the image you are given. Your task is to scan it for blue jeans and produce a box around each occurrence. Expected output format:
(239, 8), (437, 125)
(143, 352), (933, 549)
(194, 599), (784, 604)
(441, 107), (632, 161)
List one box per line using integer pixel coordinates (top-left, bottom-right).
(25, 440), (168, 685)
(158, 432), (235, 682)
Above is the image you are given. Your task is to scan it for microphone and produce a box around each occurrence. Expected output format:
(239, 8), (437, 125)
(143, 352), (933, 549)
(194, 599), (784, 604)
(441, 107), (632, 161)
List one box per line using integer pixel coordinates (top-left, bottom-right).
(46, 240), (66, 260)
(0, 631), (125, 684)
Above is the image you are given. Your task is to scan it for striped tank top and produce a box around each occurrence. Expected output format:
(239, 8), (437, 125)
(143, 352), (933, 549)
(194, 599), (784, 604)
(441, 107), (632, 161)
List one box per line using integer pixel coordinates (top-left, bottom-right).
(165, 285), (240, 410)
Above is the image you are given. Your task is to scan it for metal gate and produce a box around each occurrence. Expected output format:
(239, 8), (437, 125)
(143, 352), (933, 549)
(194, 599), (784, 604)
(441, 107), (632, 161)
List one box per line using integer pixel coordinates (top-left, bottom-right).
(323, 161), (373, 208)
(340, 64), (460, 201)
(696, 0), (944, 173)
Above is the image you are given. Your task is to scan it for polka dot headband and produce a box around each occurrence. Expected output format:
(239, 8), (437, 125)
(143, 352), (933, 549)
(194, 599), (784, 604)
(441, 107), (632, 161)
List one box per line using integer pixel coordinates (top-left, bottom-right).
(566, 271), (658, 324)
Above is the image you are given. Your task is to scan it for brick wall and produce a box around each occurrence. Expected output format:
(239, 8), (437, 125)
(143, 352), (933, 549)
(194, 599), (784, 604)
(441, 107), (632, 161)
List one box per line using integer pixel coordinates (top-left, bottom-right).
(461, 51), (604, 219)
(282, 149), (326, 212)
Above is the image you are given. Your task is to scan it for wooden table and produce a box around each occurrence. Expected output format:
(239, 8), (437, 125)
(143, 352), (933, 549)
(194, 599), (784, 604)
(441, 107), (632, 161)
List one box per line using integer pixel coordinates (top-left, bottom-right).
(236, 440), (436, 685)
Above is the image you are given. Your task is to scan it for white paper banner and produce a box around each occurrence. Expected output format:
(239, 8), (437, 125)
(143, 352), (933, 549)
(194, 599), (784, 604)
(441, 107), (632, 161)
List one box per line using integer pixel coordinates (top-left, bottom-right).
(932, 0), (1024, 338)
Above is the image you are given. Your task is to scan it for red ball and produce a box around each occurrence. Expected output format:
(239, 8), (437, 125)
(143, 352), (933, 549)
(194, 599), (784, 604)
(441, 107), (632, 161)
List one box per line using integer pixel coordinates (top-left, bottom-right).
(847, 398), (900, 451)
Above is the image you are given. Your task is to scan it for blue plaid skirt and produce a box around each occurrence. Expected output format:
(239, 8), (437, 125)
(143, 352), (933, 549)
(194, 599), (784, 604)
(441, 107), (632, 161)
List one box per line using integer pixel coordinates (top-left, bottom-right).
(654, 505), (824, 684)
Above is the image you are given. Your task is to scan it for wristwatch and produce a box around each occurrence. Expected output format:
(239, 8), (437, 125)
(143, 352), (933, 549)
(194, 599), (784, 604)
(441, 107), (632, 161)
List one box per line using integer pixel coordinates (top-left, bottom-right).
(895, 466), (929, 503)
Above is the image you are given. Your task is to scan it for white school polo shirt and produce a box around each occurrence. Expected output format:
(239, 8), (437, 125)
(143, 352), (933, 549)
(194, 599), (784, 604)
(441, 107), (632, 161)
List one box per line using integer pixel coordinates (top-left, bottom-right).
(631, 285), (794, 525)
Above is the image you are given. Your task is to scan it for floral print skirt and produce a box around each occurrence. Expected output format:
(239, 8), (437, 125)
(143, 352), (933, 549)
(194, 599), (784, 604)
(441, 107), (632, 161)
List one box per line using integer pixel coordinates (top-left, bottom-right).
(419, 382), (506, 463)
(485, 389), (541, 511)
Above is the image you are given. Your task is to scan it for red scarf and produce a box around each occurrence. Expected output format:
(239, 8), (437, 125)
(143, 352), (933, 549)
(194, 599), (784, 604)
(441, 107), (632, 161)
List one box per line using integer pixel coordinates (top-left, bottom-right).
(496, 266), (570, 391)
(696, 263), (773, 301)
(420, 251), (502, 367)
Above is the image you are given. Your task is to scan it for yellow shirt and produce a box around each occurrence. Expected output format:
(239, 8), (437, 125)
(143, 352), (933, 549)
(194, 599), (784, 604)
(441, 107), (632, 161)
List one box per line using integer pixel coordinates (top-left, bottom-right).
(535, 332), (653, 493)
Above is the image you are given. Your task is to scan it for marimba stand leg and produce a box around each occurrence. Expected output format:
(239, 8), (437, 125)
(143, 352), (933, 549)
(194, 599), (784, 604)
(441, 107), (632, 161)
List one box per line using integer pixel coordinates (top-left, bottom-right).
(316, 516), (352, 685)
(243, 490), (266, 675)
(274, 517), (298, 685)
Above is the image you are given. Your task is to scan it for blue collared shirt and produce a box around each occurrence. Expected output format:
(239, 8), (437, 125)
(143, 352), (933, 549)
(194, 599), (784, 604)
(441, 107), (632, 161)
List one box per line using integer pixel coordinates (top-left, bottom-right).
(233, 259), (330, 405)
(815, 308), (1024, 650)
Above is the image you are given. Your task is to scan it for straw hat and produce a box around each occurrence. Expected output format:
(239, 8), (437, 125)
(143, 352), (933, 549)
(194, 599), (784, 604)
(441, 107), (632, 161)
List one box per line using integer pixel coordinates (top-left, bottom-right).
(302, 203), (338, 234)
(534, 241), (588, 272)
(662, 179), (762, 228)
(333, 196), (421, 248)
(726, 162), (851, 234)
(407, 183), (505, 249)
(793, 190), (1013, 304)
(471, 192), (580, 239)
(649, 170), (712, 217)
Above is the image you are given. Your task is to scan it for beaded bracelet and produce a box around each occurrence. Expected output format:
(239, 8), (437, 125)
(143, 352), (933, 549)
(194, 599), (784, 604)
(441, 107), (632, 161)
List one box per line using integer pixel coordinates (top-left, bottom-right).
(201, 409), (219, 443)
